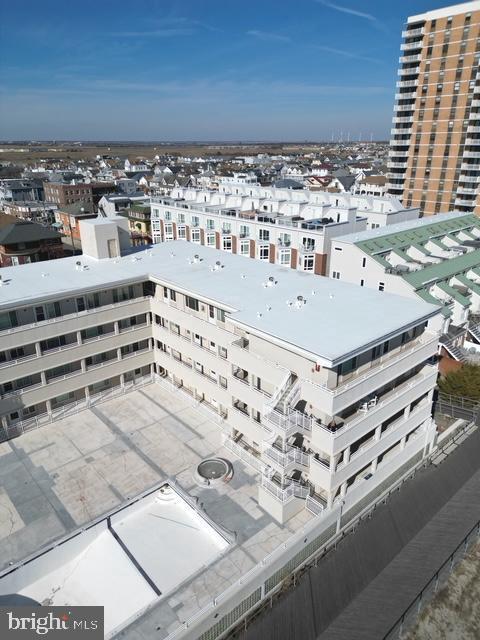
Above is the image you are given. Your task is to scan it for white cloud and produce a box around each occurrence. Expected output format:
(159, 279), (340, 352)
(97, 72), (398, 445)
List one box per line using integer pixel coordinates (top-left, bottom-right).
(247, 30), (291, 43)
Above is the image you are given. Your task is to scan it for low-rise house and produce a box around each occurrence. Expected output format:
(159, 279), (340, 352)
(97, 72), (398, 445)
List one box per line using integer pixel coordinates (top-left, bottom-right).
(43, 181), (93, 207)
(0, 213), (64, 266)
(0, 179), (44, 204)
(54, 203), (97, 242)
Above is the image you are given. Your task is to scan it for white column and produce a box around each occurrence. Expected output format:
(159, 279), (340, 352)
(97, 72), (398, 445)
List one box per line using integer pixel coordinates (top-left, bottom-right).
(35, 342), (42, 357)
(85, 386), (90, 405)
(81, 359), (87, 373)
(343, 446), (351, 464)
(400, 435), (407, 450)
(76, 330), (83, 345)
(375, 425), (382, 441)
(40, 371), (47, 385)
(46, 399), (52, 418)
(114, 321), (120, 335)
(371, 457), (378, 473)
(117, 348), (122, 360)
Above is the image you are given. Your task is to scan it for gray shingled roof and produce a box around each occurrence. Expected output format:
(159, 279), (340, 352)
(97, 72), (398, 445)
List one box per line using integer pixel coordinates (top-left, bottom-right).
(0, 220), (61, 245)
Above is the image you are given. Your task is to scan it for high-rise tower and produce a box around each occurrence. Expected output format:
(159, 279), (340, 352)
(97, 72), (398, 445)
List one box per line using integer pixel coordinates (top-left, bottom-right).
(388, 2), (480, 216)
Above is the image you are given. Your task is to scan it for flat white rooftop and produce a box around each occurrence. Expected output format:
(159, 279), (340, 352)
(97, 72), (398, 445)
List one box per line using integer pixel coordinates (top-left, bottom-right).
(408, 1), (480, 23)
(0, 483), (228, 637)
(0, 241), (439, 365)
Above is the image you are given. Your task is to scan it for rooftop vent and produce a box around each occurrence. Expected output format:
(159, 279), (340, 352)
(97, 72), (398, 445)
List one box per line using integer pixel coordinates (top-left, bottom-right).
(190, 254), (203, 264)
(263, 275), (278, 288)
(294, 295), (306, 309)
(211, 260), (224, 272)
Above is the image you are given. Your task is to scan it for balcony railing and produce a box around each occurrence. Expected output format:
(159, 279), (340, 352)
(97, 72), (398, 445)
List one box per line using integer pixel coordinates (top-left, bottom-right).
(264, 445), (310, 469)
(223, 436), (265, 473)
(1, 296), (152, 336)
(261, 475), (310, 503)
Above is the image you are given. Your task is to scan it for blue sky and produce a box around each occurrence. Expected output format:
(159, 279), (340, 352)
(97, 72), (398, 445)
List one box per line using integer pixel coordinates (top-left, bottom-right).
(0, 1), (441, 141)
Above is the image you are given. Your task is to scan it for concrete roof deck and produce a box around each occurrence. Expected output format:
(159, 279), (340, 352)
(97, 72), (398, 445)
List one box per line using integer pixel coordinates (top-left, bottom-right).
(0, 383), (312, 638)
(0, 241), (439, 366)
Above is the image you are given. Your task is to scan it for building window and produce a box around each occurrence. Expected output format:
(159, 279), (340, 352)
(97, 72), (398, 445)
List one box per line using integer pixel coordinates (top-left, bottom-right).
(191, 215), (199, 227)
(378, 282), (385, 292)
(258, 245), (269, 260)
(177, 226), (186, 240)
(259, 228), (270, 242)
(360, 279), (364, 286)
(164, 211), (171, 221)
(222, 236), (232, 252)
(191, 229), (201, 243)
(240, 240), (250, 256)
(239, 225), (250, 238)
(206, 218), (215, 230)
(185, 296), (200, 311)
(362, 257), (367, 268)
(332, 271), (341, 279)
(302, 255), (314, 271)
(177, 213), (185, 224)
(279, 249), (291, 266)
(206, 233), (215, 247)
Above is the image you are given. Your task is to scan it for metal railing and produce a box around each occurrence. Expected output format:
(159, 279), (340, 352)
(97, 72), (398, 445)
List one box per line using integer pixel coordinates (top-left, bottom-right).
(0, 374), (154, 442)
(223, 435), (265, 473)
(1, 296), (152, 336)
(263, 444), (310, 469)
(308, 334), (438, 397)
(383, 519), (480, 640)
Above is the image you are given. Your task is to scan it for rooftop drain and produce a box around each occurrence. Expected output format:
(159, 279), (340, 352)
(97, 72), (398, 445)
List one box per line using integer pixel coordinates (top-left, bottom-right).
(194, 458), (233, 487)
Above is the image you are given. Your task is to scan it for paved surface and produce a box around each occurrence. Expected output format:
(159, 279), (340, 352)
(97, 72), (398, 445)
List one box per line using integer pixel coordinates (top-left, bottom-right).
(0, 381), (312, 638)
(237, 426), (480, 640)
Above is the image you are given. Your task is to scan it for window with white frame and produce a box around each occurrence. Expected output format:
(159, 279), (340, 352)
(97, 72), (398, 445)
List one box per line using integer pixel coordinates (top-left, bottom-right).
(332, 271), (341, 279)
(259, 228), (270, 242)
(164, 211), (172, 221)
(164, 223), (173, 239)
(177, 226), (186, 240)
(279, 233), (291, 247)
(302, 255), (314, 271)
(239, 225), (250, 238)
(258, 245), (269, 261)
(302, 236), (315, 252)
(222, 223), (231, 234)
(206, 218), (215, 230)
(191, 228), (201, 243)
(278, 249), (291, 266)
(222, 236), (232, 252)
(206, 233), (215, 247)
(191, 215), (199, 227)
(240, 240), (250, 255)
(177, 213), (185, 224)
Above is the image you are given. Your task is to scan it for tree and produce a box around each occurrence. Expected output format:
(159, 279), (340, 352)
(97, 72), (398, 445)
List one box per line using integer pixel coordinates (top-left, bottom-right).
(438, 364), (480, 400)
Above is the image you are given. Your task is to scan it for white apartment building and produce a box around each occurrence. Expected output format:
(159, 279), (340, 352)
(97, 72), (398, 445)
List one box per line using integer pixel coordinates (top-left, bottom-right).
(150, 184), (420, 276)
(328, 211), (480, 334)
(0, 218), (441, 524)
